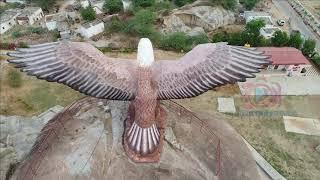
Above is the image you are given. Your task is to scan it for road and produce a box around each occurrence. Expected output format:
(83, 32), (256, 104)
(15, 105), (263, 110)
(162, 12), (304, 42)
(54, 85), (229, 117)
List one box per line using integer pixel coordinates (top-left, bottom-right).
(272, 0), (320, 51)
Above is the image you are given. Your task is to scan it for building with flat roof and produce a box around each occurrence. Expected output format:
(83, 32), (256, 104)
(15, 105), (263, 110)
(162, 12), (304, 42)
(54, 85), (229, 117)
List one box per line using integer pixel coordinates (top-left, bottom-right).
(78, 20), (104, 38)
(0, 9), (20, 34)
(259, 47), (314, 76)
(16, 7), (44, 25)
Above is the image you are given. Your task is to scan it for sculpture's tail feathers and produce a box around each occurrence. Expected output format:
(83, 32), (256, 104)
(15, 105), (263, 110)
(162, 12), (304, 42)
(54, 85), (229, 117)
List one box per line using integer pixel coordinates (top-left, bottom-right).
(127, 121), (160, 155)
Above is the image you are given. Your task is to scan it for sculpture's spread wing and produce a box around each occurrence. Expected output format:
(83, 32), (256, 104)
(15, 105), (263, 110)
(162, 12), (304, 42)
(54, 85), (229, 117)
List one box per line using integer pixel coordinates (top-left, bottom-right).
(8, 41), (137, 100)
(152, 43), (271, 100)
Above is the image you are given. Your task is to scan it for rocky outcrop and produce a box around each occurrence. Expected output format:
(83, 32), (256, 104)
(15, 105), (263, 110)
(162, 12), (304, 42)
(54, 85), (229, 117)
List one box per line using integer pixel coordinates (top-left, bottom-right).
(161, 5), (236, 36)
(0, 105), (64, 180)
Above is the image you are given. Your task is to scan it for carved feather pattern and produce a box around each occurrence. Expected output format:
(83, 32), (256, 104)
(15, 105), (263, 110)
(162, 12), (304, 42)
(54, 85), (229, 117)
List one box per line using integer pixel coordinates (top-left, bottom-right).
(8, 41), (137, 100)
(152, 42), (271, 99)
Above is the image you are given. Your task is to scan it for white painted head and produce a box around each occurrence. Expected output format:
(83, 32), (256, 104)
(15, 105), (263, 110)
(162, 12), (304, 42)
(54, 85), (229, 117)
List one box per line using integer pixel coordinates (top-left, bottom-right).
(137, 38), (154, 67)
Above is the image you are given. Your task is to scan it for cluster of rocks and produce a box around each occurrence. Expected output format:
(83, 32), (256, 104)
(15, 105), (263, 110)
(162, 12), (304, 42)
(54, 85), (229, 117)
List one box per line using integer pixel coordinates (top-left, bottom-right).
(160, 3), (236, 36)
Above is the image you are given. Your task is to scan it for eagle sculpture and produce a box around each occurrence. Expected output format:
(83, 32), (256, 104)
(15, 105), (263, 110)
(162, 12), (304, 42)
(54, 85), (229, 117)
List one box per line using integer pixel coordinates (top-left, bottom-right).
(8, 38), (271, 163)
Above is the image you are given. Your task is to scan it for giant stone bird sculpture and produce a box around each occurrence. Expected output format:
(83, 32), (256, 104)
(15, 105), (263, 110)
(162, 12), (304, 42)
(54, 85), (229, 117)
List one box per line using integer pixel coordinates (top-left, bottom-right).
(8, 38), (271, 163)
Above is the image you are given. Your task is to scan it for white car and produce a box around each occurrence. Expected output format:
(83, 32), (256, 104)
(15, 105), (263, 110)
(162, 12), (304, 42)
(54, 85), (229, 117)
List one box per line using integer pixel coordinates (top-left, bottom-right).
(277, 19), (285, 26)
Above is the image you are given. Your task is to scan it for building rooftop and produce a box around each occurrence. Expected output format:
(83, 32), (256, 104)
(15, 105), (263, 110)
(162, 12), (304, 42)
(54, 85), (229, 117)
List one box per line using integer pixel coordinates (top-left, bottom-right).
(0, 9), (20, 23)
(258, 47), (311, 65)
(18, 7), (42, 17)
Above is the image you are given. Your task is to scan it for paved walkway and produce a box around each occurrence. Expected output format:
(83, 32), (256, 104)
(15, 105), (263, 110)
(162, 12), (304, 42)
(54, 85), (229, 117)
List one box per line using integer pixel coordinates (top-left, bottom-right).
(238, 75), (320, 95)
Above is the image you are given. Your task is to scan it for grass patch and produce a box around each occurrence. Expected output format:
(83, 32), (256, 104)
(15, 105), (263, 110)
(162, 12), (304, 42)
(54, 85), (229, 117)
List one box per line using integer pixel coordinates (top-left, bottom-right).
(7, 69), (22, 88)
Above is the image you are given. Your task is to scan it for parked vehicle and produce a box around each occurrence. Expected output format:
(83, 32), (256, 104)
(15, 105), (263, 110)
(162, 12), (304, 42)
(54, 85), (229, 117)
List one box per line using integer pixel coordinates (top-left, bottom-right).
(277, 19), (285, 26)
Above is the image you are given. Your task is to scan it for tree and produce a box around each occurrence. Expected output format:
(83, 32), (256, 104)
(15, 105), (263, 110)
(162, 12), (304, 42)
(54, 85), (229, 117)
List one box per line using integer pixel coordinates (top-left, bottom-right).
(212, 32), (228, 43)
(125, 10), (156, 37)
(174, 0), (195, 7)
(288, 31), (303, 49)
(312, 53), (320, 65)
(241, 0), (260, 10)
(133, 0), (155, 8)
(33, 0), (56, 11)
(241, 19), (266, 46)
(80, 6), (96, 21)
(104, 0), (123, 14)
(271, 31), (289, 47)
(302, 39), (316, 57)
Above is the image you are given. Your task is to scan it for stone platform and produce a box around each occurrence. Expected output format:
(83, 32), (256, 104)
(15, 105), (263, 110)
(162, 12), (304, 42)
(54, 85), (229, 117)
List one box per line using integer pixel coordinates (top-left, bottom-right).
(5, 98), (259, 180)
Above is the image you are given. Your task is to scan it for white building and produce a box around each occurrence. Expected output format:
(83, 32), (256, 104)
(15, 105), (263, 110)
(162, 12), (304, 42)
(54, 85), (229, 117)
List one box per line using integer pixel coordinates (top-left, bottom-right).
(0, 10), (20, 34)
(5, 0), (26, 4)
(244, 11), (282, 39)
(16, 7), (44, 25)
(45, 13), (67, 31)
(89, 0), (104, 10)
(80, 0), (90, 8)
(78, 20), (104, 38)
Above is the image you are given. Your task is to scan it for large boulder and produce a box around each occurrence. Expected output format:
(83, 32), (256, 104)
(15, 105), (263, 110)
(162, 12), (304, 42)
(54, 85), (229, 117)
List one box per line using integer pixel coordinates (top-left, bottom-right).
(161, 5), (236, 35)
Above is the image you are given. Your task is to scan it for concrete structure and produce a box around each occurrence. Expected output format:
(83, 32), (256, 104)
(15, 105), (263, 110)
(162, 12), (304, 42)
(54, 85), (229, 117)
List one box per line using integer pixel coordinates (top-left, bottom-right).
(45, 13), (67, 31)
(217, 97), (236, 113)
(259, 47), (312, 76)
(78, 20), (104, 38)
(0, 10), (20, 34)
(244, 11), (273, 26)
(244, 11), (281, 39)
(80, 0), (90, 8)
(283, 116), (320, 136)
(16, 7), (44, 25)
(260, 26), (282, 39)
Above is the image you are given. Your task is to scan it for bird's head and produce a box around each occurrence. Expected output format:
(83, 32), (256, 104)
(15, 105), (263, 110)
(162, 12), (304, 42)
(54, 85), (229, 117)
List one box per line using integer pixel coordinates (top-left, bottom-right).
(137, 38), (154, 67)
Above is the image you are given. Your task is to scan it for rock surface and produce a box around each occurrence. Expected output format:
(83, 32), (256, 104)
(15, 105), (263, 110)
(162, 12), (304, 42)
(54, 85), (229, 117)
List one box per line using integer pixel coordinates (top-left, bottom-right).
(0, 105), (64, 180)
(161, 5), (235, 35)
(1, 98), (259, 180)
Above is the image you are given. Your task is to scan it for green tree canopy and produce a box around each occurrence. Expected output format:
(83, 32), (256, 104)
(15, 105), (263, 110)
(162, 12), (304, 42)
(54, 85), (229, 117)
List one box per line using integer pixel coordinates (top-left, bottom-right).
(271, 31), (289, 47)
(80, 6), (96, 21)
(103, 0), (123, 14)
(288, 31), (303, 49)
(174, 0), (195, 7)
(125, 10), (156, 37)
(133, 0), (155, 8)
(241, 19), (266, 46)
(302, 39), (316, 57)
(241, 0), (260, 10)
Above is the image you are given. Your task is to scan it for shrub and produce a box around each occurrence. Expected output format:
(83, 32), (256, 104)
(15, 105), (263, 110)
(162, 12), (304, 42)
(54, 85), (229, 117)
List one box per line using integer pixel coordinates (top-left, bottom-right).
(212, 32), (228, 43)
(29, 27), (46, 34)
(302, 39), (316, 57)
(107, 18), (126, 33)
(80, 6), (96, 21)
(133, 0), (155, 8)
(125, 10), (156, 37)
(160, 32), (191, 52)
(288, 31), (303, 49)
(312, 54), (320, 65)
(7, 69), (22, 88)
(241, 0), (260, 10)
(188, 34), (210, 46)
(174, 0), (195, 7)
(0, 43), (16, 50)
(104, 0), (123, 14)
(11, 31), (22, 39)
(271, 31), (289, 47)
